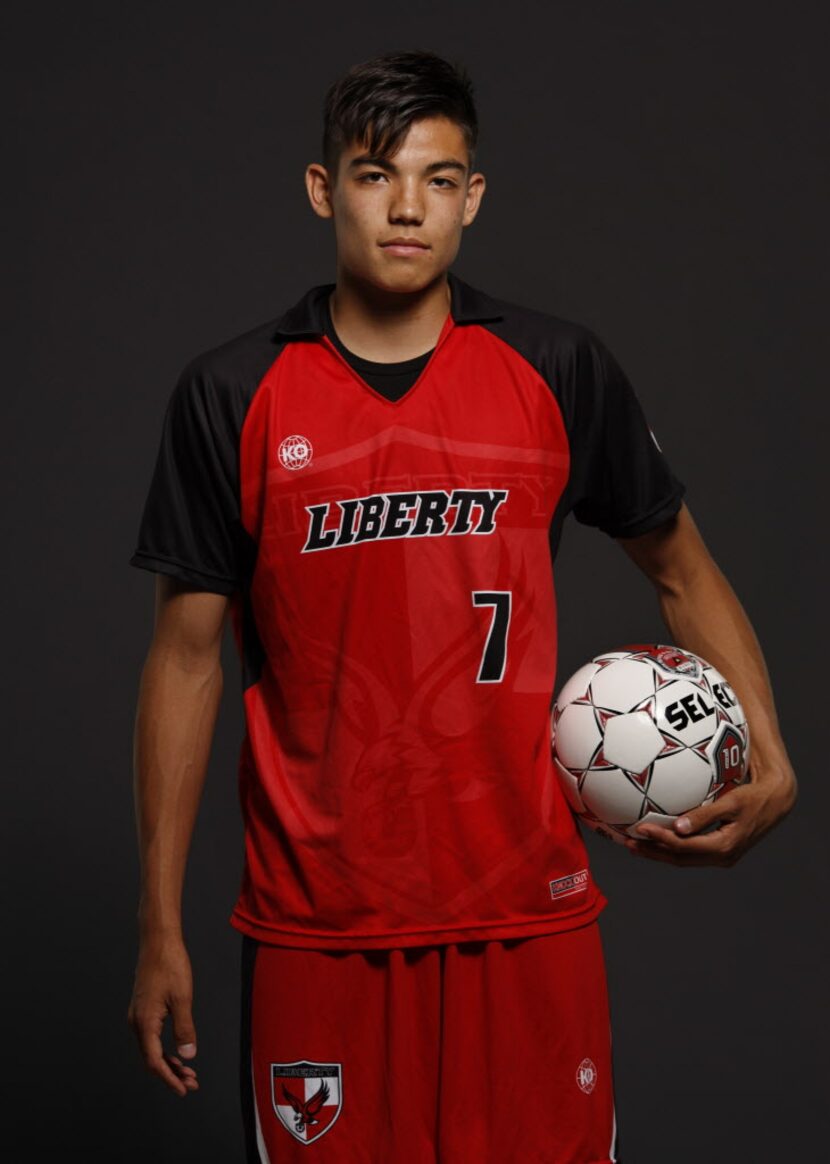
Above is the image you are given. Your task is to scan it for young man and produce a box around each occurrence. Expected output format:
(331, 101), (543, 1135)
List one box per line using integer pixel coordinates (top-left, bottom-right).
(127, 51), (796, 1163)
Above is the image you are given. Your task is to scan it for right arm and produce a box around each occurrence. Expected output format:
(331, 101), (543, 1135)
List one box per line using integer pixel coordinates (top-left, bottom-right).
(127, 574), (231, 1097)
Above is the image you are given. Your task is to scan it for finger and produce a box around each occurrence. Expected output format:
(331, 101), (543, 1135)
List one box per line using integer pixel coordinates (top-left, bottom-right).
(164, 1054), (199, 1088)
(166, 1054), (197, 1077)
(671, 788), (746, 837)
(165, 1054), (198, 1079)
(626, 840), (731, 867)
(170, 994), (197, 1061)
(634, 818), (737, 853)
(135, 1010), (189, 1097)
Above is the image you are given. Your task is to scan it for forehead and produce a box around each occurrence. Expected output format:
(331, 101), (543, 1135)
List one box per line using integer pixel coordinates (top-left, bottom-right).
(345, 115), (469, 165)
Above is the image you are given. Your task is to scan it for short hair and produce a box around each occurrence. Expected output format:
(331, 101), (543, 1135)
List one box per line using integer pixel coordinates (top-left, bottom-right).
(322, 50), (478, 179)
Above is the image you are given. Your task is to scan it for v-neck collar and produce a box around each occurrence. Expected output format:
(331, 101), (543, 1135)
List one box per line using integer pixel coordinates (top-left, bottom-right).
(270, 271), (503, 409)
(319, 311), (456, 409)
(321, 292), (435, 376)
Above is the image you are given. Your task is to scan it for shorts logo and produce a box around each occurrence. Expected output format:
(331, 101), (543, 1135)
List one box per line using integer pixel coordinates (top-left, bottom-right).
(549, 868), (588, 900)
(576, 1057), (597, 1094)
(271, 1060), (342, 1144)
(278, 434), (313, 471)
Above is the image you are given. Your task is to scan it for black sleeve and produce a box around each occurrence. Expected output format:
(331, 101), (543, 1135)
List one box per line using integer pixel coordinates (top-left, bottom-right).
(129, 358), (246, 594)
(567, 329), (685, 538)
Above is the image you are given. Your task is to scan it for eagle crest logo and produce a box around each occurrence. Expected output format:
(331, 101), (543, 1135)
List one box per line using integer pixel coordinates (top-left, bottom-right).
(270, 1060), (343, 1143)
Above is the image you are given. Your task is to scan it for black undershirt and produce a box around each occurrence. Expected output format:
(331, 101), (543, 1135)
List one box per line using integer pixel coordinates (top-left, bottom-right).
(323, 295), (435, 403)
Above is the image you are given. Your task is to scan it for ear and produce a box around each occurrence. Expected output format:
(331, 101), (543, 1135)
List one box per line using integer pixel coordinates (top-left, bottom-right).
(462, 171), (486, 227)
(305, 163), (334, 220)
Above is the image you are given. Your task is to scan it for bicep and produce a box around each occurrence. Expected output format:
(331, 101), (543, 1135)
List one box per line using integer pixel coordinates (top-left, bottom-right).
(616, 502), (716, 593)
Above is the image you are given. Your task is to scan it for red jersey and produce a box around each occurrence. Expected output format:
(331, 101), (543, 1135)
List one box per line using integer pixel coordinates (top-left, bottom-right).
(130, 272), (684, 949)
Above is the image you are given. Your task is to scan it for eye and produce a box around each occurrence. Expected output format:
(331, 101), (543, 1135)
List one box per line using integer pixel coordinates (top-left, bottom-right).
(358, 171), (388, 184)
(430, 176), (457, 188)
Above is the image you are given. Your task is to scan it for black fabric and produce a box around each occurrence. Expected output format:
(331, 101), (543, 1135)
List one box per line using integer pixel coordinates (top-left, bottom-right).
(270, 270), (504, 339)
(322, 292), (434, 402)
(129, 319), (284, 595)
(475, 301), (685, 557)
(239, 934), (259, 1162)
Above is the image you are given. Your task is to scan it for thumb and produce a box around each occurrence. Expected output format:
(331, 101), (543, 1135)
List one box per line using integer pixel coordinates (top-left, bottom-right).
(170, 996), (197, 1058)
(673, 790), (740, 836)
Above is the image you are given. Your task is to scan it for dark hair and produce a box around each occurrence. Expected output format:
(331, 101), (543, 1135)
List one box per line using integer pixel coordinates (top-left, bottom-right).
(322, 50), (478, 179)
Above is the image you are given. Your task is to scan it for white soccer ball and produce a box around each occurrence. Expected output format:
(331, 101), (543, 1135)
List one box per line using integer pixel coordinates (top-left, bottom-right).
(551, 645), (750, 844)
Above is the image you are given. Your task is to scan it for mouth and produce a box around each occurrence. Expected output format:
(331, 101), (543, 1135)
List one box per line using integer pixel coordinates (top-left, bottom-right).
(379, 239), (430, 257)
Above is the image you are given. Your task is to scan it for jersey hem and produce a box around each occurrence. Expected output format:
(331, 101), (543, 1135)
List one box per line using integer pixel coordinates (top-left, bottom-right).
(601, 484), (686, 539)
(129, 550), (237, 594)
(228, 890), (608, 950)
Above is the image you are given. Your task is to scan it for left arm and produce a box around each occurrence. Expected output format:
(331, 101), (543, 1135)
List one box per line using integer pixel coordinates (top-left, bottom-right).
(618, 502), (797, 865)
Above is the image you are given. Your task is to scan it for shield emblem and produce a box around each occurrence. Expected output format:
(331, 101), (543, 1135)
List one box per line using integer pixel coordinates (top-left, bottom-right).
(270, 1060), (343, 1144)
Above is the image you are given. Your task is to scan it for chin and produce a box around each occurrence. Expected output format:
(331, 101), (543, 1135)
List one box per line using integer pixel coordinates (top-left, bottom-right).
(365, 264), (443, 297)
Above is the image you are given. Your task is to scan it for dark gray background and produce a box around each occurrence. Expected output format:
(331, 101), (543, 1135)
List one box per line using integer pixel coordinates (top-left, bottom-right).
(5, 1), (828, 1159)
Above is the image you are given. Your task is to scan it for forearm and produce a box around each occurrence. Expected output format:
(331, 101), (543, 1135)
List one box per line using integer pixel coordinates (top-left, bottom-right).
(132, 643), (223, 939)
(657, 559), (792, 785)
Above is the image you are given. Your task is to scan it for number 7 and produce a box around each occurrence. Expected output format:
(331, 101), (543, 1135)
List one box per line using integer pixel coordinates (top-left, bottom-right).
(472, 591), (512, 683)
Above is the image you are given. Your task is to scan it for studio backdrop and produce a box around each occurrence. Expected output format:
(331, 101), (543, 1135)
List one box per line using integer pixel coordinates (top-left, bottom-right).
(5, 2), (827, 1160)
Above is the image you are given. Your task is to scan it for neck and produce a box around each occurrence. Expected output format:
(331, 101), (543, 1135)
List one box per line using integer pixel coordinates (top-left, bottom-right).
(328, 270), (451, 362)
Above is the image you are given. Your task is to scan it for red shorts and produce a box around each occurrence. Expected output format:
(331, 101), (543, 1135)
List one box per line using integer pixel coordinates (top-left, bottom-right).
(240, 921), (619, 1163)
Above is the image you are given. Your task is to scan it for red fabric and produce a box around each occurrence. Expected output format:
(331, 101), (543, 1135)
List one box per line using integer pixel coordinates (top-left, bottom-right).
(247, 920), (617, 1162)
(228, 313), (606, 949)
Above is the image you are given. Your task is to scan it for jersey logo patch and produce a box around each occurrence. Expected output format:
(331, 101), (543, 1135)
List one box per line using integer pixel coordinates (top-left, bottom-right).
(576, 1057), (598, 1094)
(270, 1060), (343, 1144)
(278, 434), (313, 471)
(549, 868), (588, 900)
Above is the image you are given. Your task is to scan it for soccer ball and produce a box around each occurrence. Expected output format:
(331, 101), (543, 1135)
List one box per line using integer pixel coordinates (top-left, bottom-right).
(551, 644), (750, 844)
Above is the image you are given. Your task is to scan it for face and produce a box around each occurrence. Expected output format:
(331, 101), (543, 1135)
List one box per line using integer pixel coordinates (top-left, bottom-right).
(305, 115), (486, 293)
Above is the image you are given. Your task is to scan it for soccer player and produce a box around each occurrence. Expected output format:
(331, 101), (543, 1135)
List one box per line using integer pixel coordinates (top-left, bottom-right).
(127, 50), (797, 1163)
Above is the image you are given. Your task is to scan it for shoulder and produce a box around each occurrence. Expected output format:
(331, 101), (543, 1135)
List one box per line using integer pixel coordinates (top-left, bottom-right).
(472, 287), (624, 425)
(473, 285), (610, 378)
(175, 316), (286, 402)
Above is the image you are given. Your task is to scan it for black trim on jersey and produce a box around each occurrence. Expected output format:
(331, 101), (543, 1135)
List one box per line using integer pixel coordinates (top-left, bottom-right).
(271, 270), (505, 339)
(129, 321), (286, 594)
(474, 301), (685, 555)
(239, 934), (260, 1163)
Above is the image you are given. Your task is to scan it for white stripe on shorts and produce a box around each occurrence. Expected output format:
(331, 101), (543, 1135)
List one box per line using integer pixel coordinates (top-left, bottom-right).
(608, 1018), (618, 1162)
(252, 1052), (272, 1163)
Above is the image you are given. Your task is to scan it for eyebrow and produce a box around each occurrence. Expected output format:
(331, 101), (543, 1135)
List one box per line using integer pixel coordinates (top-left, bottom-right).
(348, 154), (468, 175)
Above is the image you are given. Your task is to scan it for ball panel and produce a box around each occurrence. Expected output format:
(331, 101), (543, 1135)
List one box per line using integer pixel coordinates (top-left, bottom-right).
(555, 662), (601, 709)
(553, 756), (586, 813)
(602, 712), (664, 774)
(590, 658), (655, 712)
(553, 703), (602, 771)
(580, 768), (645, 824)
(647, 749), (713, 814)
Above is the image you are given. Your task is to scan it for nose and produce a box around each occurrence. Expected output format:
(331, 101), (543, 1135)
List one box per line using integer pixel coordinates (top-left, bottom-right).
(388, 177), (425, 225)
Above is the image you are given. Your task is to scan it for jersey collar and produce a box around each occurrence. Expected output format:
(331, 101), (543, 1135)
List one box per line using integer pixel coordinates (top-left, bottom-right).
(271, 271), (504, 340)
